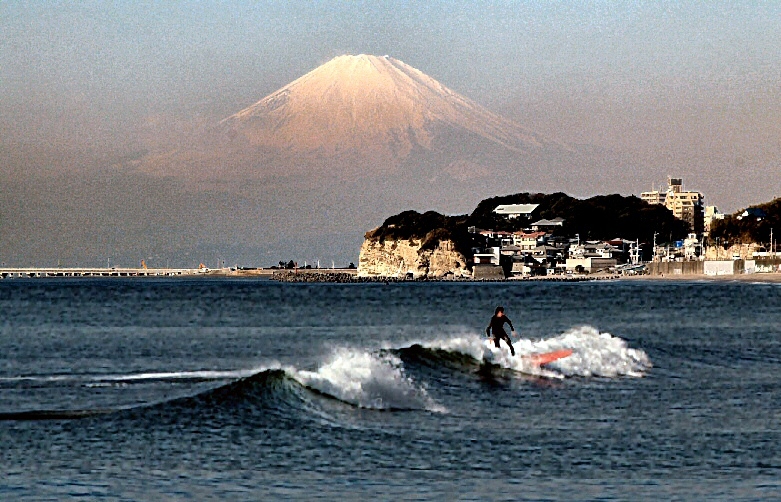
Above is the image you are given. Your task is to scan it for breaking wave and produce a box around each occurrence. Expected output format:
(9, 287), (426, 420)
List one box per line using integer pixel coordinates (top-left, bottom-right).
(395, 325), (652, 379)
(288, 347), (444, 411)
(0, 326), (648, 421)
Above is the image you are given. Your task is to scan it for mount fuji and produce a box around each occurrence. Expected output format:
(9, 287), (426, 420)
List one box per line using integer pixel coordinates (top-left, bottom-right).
(219, 54), (552, 162)
(144, 54), (585, 186)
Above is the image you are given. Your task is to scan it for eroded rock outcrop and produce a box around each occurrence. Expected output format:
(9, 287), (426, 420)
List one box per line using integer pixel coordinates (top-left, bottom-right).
(703, 242), (762, 260)
(358, 238), (470, 278)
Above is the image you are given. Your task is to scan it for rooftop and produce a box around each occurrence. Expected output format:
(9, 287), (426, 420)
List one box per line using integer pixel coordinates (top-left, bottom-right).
(494, 204), (540, 215)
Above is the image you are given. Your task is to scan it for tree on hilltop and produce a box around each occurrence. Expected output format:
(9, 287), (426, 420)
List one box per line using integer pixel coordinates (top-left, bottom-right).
(710, 197), (781, 247)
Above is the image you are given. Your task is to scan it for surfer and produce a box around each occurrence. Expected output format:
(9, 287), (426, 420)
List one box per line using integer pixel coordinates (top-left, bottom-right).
(486, 306), (516, 356)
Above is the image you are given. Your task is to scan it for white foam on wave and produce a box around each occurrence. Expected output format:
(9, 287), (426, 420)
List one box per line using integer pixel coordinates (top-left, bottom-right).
(0, 367), (269, 386)
(419, 334), (563, 378)
(289, 347), (445, 412)
(99, 368), (266, 382)
(531, 326), (652, 377)
(0, 375), (74, 383)
(414, 325), (652, 378)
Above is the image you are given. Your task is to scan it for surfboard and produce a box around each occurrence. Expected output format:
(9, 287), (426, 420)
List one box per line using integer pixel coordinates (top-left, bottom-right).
(481, 339), (572, 365)
(480, 341), (569, 379)
(525, 348), (573, 366)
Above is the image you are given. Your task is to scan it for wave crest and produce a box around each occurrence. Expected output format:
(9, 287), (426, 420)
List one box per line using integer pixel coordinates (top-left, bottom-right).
(290, 348), (445, 412)
(401, 325), (652, 379)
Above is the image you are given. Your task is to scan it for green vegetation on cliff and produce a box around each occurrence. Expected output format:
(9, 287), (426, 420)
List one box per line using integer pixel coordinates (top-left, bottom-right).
(710, 197), (781, 246)
(365, 210), (466, 242)
(365, 192), (691, 259)
(468, 192), (689, 241)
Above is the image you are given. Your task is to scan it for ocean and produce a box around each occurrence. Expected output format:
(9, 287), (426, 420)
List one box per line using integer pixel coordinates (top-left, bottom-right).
(1, 278), (779, 500)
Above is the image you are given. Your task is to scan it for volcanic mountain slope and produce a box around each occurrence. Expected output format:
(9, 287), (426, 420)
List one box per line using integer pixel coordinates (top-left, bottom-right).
(139, 54), (597, 187)
(216, 54), (559, 174)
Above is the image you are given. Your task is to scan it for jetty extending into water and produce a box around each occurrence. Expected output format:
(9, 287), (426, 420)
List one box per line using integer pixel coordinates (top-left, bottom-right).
(0, 266), (207, 279)
(0, 267), (358, 279)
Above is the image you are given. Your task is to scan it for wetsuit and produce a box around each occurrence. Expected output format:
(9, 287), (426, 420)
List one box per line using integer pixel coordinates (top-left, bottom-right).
(486, 315), (516, 356)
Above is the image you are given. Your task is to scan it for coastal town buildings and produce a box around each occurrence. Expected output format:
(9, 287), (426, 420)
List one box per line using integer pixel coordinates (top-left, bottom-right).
(470, 180), (743, 278)
(471, 225), (635, 277)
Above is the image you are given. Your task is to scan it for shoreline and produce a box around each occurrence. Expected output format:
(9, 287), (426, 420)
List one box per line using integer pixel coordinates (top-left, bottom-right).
(271, 270), (781, 284)
(4, 266), (780, 284)
(621, 272), (781, 283)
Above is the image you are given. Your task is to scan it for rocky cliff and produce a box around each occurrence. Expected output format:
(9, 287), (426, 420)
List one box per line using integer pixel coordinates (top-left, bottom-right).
(703, 242), (762, 260)
(357, 238), (470, 278)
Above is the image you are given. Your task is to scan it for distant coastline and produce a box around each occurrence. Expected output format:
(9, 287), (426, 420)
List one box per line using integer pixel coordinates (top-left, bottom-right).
(4, 266), (780, 284)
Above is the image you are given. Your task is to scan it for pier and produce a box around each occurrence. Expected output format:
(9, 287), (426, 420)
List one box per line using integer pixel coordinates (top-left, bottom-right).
(0, 267), (356, 279)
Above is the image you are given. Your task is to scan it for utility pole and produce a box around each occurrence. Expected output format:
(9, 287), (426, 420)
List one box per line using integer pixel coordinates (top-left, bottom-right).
(636, 238), (640, 264)
(653, 232), (657, 262)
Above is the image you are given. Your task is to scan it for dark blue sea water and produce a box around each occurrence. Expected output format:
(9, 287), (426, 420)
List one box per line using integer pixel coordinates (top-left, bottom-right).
(1, 278), (780, 500)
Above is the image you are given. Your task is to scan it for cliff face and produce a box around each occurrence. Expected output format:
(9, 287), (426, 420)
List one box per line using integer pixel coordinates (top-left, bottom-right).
(703, 242), (762, 260)
(357, 238), (470, 278)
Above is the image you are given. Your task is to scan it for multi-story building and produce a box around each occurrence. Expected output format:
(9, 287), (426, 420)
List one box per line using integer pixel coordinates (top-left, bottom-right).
(640, 189), (666, 205)
(703, 206), (724, 236)
(641, 177), (704, 234)
(511, 231), (546, 251)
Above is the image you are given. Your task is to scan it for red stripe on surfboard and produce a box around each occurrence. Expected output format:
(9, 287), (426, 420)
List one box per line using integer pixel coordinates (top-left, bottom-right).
(527, 349), (573, 366)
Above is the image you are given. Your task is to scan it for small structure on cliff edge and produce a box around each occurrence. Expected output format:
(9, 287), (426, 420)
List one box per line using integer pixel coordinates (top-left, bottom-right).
(493, 204), (539, 220)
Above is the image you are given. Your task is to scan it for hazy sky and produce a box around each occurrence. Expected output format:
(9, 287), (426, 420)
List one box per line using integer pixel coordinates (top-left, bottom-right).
(2, 1), (780, 266)
(5, 2), (779, 146)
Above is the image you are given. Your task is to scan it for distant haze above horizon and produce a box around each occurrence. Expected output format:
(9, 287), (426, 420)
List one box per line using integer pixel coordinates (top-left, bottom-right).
(2, 2), (780, 267)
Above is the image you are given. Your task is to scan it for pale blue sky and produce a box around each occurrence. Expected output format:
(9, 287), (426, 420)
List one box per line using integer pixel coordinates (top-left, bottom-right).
(4, 1), (778, 117)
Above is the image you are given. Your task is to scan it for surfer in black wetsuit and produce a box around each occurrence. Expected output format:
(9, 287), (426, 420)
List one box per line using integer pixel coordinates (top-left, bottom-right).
(486, 306), (516, 356)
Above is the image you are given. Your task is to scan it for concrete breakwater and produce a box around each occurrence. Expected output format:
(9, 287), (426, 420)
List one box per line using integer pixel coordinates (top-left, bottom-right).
(0, 267), (278, 279)
(272, 271), (428, 283)
(271, 270), (615, 283)
(272, 271), (359, 283)
(646, 258), (781, 276)
(0, 266), (202, 279)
